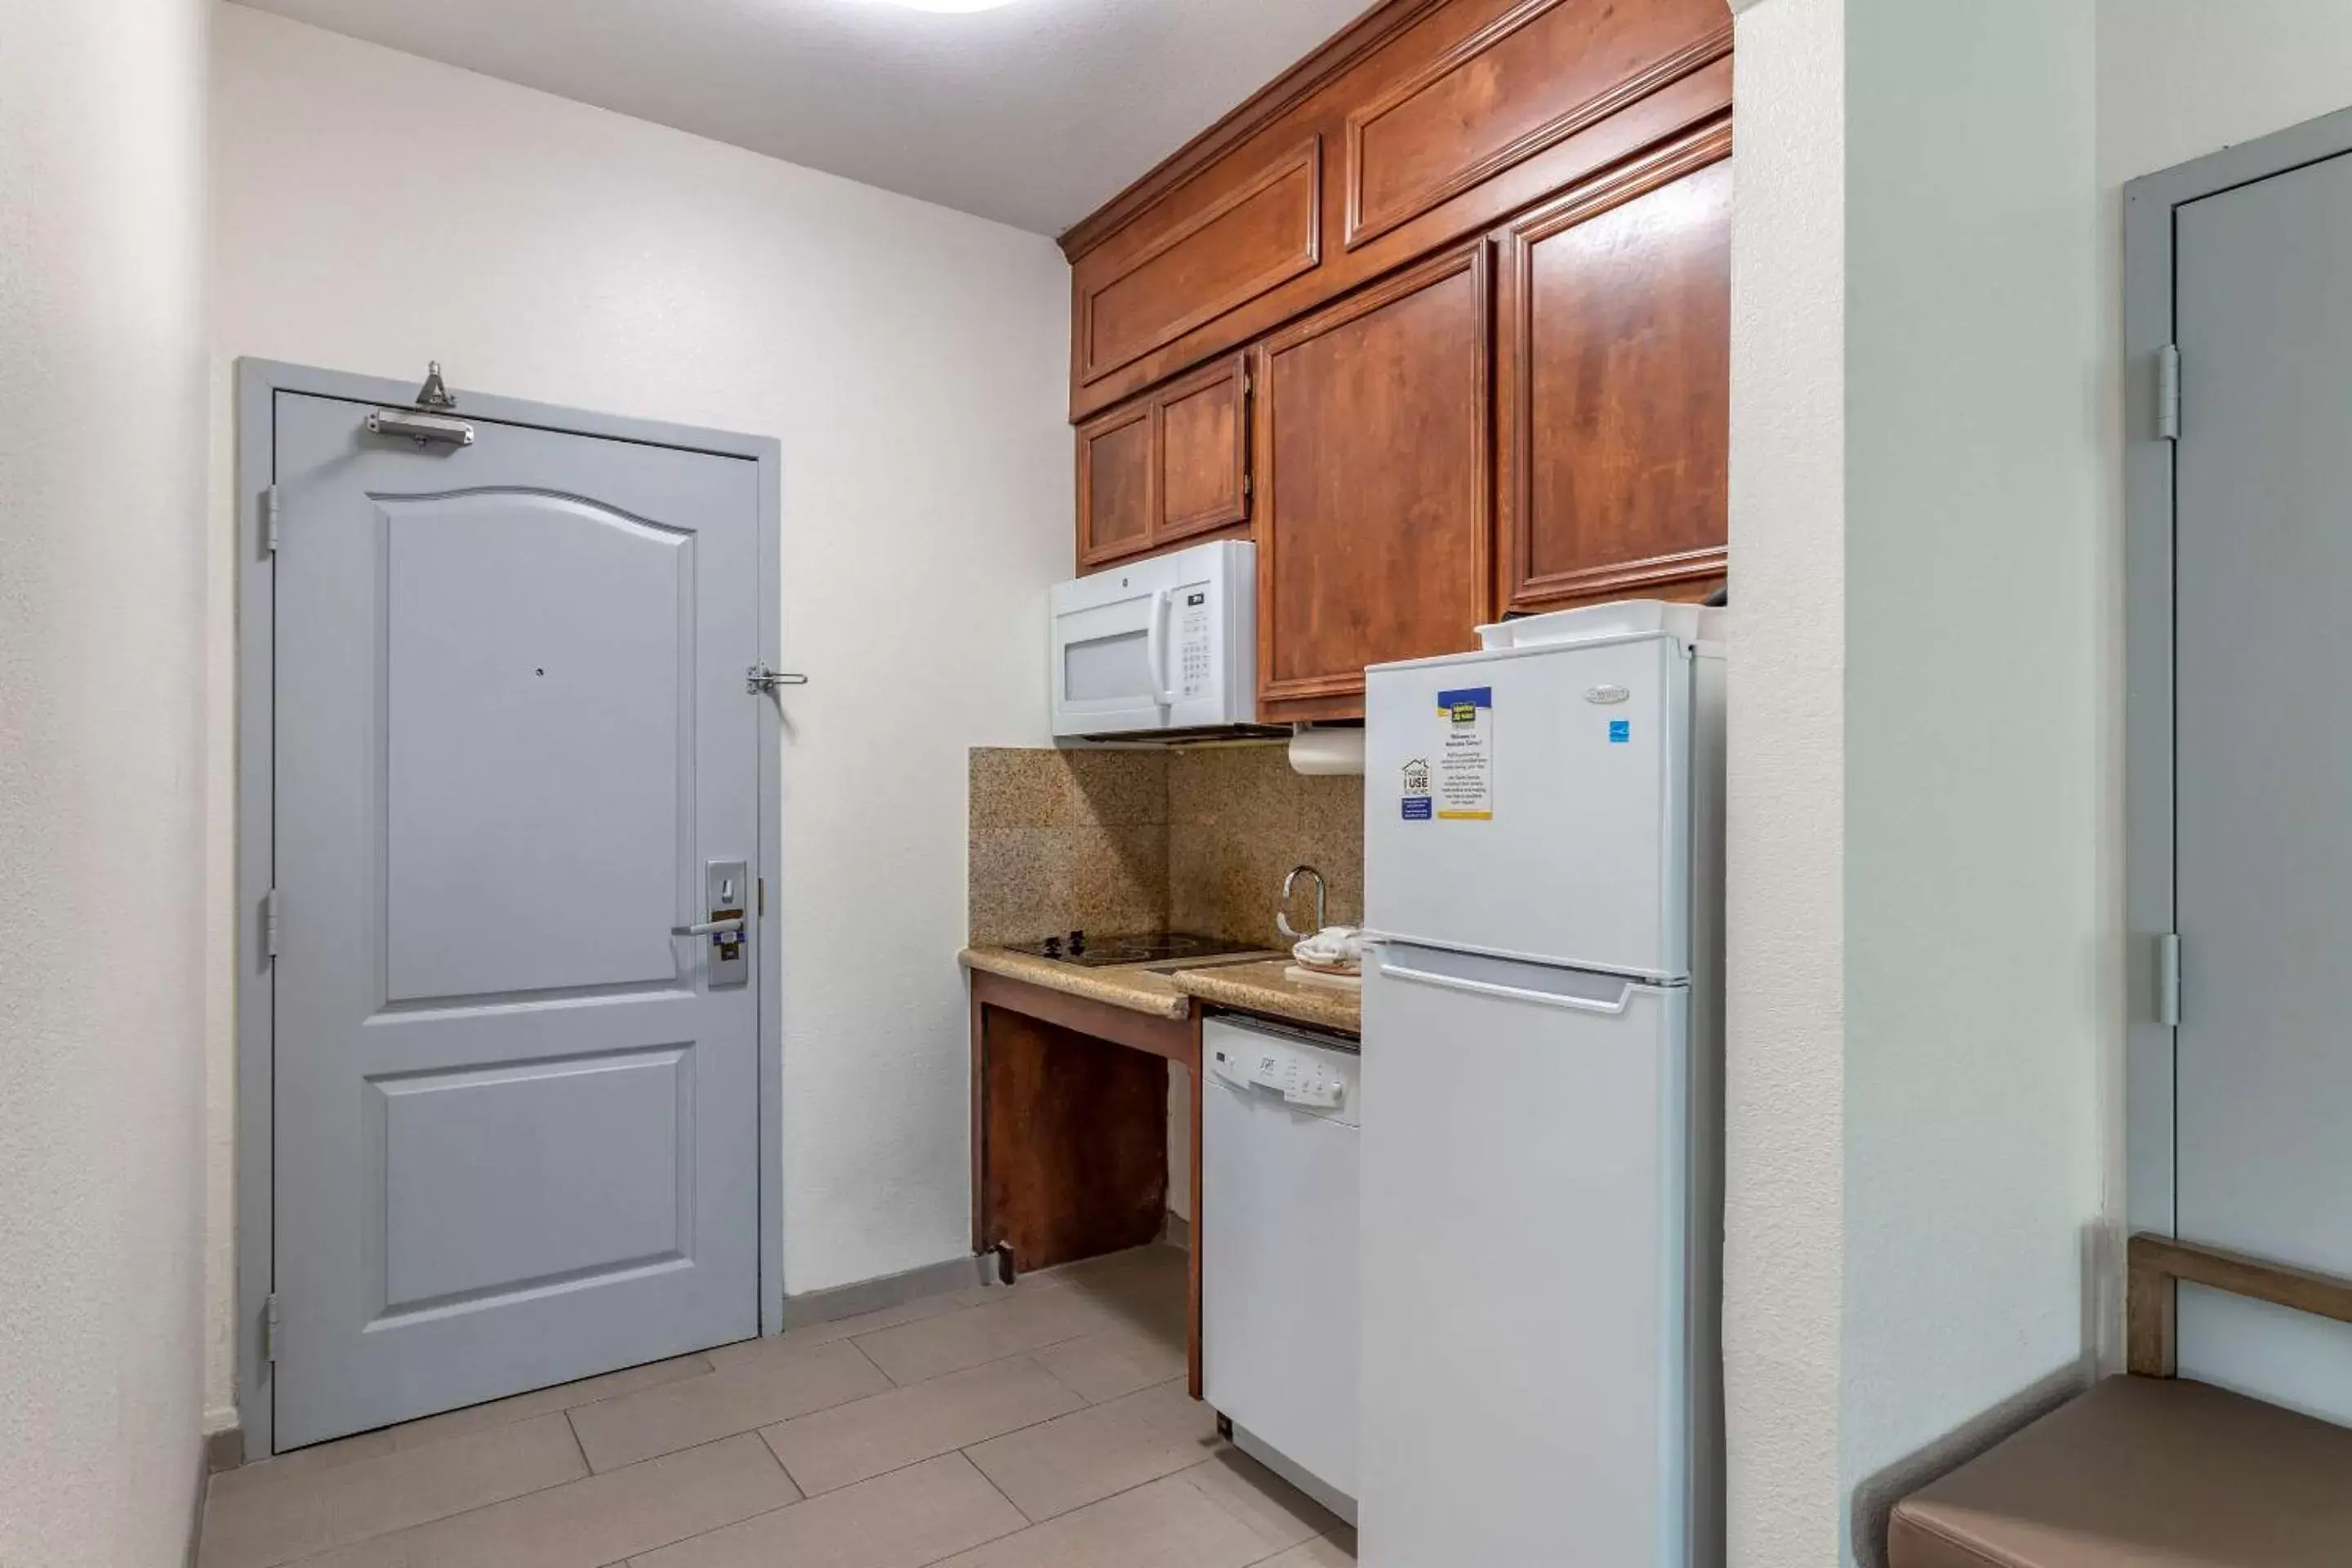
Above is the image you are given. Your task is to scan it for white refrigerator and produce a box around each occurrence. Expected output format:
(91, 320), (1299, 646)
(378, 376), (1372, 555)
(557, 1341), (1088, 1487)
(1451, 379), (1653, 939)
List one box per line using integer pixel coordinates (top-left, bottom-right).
(1357, 602), (1724, 1568)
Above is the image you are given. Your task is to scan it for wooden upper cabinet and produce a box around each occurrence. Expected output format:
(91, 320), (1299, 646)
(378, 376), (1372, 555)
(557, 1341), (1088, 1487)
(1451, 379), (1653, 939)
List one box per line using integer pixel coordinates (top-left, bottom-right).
(1157, 356), (1251, 543)
(1076, 354), (1251, 569)
(1076, 402), (1155, 566)
(1256, 243), (1492, 721)
(1063, 0), (1733, 420)
(1497, 128), (1731, 612)
(1077, 141), (1322, 390)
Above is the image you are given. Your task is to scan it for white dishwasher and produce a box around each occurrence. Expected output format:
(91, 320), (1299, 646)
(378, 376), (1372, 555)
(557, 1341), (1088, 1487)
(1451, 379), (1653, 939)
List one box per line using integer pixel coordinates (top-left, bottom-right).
(1202, 1013), (1361, 1523)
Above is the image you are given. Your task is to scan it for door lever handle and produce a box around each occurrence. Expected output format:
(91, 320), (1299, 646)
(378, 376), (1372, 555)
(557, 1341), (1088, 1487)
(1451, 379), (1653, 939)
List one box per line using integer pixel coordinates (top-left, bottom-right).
(671, 917), (746, 938)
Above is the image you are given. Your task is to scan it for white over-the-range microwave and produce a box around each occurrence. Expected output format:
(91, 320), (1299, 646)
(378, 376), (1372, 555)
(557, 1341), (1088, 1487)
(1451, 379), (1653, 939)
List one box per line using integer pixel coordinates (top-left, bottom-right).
(1049, 540), (1274, 741)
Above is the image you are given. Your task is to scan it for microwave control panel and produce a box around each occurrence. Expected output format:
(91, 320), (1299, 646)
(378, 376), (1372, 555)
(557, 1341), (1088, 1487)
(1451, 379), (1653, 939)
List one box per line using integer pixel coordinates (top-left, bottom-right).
(1178, 588), (1212, 700)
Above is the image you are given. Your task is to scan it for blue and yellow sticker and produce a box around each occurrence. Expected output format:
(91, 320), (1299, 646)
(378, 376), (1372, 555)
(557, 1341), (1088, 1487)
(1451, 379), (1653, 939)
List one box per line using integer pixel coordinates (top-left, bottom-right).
(1437, 686), (1493, 719)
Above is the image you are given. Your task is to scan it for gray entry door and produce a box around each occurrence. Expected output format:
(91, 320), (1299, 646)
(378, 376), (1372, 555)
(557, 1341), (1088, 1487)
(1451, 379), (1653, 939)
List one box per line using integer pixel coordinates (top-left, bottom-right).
(2175, 148), (2352, 1422)
(272, 390), (762, 1449)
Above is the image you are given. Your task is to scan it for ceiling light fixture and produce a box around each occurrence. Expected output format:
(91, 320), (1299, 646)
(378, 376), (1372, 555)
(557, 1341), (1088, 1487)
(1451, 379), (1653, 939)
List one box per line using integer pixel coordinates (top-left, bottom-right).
(862, 0), (1022, 12)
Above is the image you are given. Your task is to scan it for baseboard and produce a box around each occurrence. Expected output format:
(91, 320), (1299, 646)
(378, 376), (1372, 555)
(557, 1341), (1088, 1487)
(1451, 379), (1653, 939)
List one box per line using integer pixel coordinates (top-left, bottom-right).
(780, 1253), (997, 1332)
(205, 1423), (245, 1476)
(1163, 1211), (1192, 1249)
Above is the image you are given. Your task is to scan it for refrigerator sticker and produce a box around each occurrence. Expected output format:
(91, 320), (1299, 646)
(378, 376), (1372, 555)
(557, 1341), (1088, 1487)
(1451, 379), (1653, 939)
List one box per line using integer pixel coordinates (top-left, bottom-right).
(1434, 687), (1494, 821)
(1610, 719), (1631, 744)
(1401, 758), (1432, 821)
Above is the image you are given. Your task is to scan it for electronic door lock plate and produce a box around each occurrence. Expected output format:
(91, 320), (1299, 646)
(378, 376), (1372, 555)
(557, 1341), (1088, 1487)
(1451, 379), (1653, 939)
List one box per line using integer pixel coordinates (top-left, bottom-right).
(703, 860), (750, 987)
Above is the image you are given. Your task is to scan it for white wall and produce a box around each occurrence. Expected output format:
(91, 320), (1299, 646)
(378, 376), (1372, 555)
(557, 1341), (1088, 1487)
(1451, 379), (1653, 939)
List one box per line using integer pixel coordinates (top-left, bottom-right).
(1726, 2), (2105, 1564)
(0, 0), (213, 1561)
(2098, 0), (2352, 190)
(1722, 0), (1847, 1562)
(204, 5), (1072, 1425)
(1841, 0), (2103, 1550)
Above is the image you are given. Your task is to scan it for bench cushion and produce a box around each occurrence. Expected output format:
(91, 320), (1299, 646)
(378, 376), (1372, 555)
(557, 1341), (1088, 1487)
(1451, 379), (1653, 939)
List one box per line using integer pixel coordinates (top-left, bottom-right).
(1890, 1375), (2352, 1568)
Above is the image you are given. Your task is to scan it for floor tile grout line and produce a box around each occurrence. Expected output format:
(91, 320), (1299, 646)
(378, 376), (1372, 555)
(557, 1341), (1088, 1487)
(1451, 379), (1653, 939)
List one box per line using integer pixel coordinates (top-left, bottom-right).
(243, 1428), (801, 1568)
(841, 1330), (895, 1386)
(933, 1442), (1250, 1550)
(1178, 1454), (1342, 1560)
(753, 1359), (1089, 1504)
(957, 1432), (1043, 1528)
(229, 1270), (1188, 1566)
(754, 1423), (814, 1498)
(849, 1309), (1165, 1390)
(228, 1356), (723, 1496)
(564, 1405), (593, 1473)
(905, 1453), (1037, 1568)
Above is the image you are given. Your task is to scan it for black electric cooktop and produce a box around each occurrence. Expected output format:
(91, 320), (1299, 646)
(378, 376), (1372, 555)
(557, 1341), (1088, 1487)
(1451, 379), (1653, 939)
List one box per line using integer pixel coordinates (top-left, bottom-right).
(1007, 931), (1258, 968)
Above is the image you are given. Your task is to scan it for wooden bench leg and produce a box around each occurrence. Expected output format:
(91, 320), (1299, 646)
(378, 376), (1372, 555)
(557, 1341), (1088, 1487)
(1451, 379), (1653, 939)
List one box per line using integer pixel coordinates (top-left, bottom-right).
(2127, 1245), (2178, 1377)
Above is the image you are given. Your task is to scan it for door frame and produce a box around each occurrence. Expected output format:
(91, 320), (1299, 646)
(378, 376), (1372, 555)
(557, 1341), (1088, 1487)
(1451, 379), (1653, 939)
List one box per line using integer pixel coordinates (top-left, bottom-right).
(233, 359), (786, 1460)
(2123, 105), (2352, 1241)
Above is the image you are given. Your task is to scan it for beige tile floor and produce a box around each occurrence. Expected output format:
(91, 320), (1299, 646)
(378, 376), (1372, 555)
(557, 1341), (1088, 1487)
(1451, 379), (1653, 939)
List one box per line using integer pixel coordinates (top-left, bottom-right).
(200, 1245), (1356, 1568)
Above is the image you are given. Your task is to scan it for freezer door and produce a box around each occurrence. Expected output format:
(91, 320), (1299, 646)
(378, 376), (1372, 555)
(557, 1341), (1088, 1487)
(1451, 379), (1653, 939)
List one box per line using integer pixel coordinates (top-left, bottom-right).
(1365, 634), (1690, 978)
(1359, 944), (1694, 1568)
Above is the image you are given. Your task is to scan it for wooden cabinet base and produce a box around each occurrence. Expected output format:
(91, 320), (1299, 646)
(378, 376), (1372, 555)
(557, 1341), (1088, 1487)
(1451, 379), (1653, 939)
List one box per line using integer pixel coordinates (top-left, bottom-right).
(969, 970), (1205, 1395)
(978, 1009), (1169, 1272)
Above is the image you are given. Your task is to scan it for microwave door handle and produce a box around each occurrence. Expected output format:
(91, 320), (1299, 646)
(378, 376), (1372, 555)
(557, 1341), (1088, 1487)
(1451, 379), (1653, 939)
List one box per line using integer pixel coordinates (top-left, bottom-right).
(1144, 587), (1175, 708)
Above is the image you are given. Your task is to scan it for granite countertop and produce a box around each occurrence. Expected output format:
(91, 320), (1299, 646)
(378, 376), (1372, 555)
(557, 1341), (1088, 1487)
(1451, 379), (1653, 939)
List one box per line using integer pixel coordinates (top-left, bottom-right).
(1165, 958), (1361, 1037)
(960, 946), (1357, 1035)
(959, 945), (1277, 1022)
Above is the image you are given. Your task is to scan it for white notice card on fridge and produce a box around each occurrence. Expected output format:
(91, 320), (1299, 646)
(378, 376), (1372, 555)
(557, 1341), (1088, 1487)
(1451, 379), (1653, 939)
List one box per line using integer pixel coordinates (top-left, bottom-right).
(1435, 685), (1492, 821)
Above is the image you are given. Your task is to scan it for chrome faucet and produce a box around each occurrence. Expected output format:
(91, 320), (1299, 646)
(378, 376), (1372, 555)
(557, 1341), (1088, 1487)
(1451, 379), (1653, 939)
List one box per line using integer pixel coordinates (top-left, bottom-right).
(1277, 864), (1326, 942)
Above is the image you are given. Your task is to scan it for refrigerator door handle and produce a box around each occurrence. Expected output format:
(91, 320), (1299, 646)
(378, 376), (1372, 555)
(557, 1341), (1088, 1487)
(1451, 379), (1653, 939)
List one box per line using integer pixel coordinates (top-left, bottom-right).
(1372, 953), (1635, 1015)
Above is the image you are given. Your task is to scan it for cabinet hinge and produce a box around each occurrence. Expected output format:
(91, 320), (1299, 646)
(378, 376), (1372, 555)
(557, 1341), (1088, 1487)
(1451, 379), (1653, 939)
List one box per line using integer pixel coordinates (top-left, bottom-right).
(262, 1293), (282, 1364)
(264, 485), (283, 553)
(2155, 932), (2181, 1027)
(264, 887), (282, 960)
(1241, 474), (1253, 497)
(2157, 345), (2181, 442)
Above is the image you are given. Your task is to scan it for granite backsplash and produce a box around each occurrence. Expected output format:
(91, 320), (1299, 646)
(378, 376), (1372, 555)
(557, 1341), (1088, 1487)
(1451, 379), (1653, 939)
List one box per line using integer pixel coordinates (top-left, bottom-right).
(968, 745), (1364, 950)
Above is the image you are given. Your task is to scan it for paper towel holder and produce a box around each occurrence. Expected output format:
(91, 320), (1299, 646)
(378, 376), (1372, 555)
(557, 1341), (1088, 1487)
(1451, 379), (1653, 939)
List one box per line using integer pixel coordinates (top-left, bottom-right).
(1288, 724), (1365, 777)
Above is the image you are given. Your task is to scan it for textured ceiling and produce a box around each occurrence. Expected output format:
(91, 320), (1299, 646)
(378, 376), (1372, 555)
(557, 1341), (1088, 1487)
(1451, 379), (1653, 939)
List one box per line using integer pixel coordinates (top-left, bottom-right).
(227, 0), (1379, 236)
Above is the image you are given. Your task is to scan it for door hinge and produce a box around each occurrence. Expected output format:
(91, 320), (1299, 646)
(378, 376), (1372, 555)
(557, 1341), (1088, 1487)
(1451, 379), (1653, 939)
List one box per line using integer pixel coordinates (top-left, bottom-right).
(264, 486), (283, 553)
(2157, 344), (2181, 441)
(263, 887), (282, 960)
(2155, 932), (2182, 1027)
(262, 1293), (282, 1365)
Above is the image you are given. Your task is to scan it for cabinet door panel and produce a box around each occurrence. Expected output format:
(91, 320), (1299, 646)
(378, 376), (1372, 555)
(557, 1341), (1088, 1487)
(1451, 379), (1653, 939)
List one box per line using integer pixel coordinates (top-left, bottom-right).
(1158, 355), (1250, 542)
(1348, 0), (1731, 250)
(1077, 403), (1156, 567)
(1258, 243), (1493, 719)
(1500, 132), (1729, 612)
(1080, 140), (1322, 387)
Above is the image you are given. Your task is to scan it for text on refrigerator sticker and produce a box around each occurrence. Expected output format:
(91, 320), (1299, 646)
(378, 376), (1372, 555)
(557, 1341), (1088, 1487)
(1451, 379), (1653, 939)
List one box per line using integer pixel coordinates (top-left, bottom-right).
(1434, 686), (1494, 822)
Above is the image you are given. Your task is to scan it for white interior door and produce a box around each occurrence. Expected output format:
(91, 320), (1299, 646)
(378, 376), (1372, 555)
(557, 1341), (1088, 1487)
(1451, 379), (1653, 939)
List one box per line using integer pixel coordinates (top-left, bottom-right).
(270, 390), (764, 1449)
(2172, 147), (2352, 1424)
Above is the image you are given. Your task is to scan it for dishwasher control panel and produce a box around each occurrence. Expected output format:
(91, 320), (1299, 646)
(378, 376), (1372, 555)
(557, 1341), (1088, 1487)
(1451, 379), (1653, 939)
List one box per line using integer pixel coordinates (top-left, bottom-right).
(1207, 1024), (1360, 1122)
